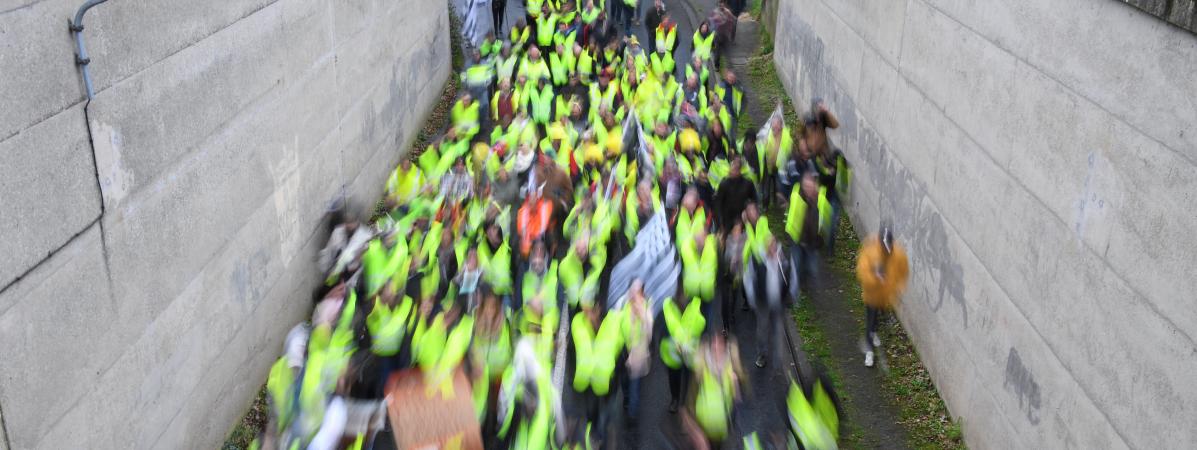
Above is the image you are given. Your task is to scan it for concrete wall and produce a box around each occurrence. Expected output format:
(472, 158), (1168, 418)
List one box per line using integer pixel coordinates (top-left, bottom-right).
(0, 0), (450, 448)
(771, 0), (1196, 448)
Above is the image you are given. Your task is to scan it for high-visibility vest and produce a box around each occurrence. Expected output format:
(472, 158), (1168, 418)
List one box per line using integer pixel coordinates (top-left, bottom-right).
(602, 48), (621, 70)
(385, 240), (411, 297)
(744, 216), (772, 263)
(492, 89), (516, 121)
(655, 24), (677, 52)
(785, 188), (810, 243)
(462, 63), (493, 88)
(581, 6), (600, 24)
(693, 30), (716, 61)
(650, 51), (675, 77)
(765, 128), (794, 170)
(714, 81), (744, 118)
(817, 186), (833, 237)
(696, 369), (731, 441)
(386, 165), (424, 207)
(553, 29), (577, 53)
(590, 310), (626, 396)
(367, 295), (414, 356)
(680, 234), (718, 302)
(675, 206), (706, 246)
(527, 0), (544, 18)
(787, 380), (838, 450)
(414, 313), (475, 396)
(520, 262), (559, 331)
(558, 250), (586, 308)
(496, 55), (520, 83)
(510, 25), (531, 50)
(649, 133), (676, 173)
(266, 357), (295, 431)
(471, 319), (513, 419)
(536, 14), (557, 47)
(660, 297), (705, 369)
(451, 100), (480, 138)
(571, 312), (597, 392)
(519, 57), (551, 84)
(362, 238), (388, 296)
(549, 51), (569, 86)
(479, 238), (514, 295)
(577, 48), (595, 81)
(528, 85), (555, 124)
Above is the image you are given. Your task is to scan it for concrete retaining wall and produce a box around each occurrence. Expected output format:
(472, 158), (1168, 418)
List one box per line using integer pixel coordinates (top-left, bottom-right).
(0, 0), (450, 448)
(771, 0), (1196, 448)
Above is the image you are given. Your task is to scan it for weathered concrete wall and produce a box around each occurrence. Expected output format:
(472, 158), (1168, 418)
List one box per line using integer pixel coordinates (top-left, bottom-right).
(772, 0), (1196, 448)
(0, 0), (450, 448)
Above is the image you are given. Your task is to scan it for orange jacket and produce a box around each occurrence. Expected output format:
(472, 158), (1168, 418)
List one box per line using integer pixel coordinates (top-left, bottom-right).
(855, 236), (909, 310)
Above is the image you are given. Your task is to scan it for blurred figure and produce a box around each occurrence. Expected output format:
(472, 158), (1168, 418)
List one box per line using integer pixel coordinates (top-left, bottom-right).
(856, 225), (909, 367)
(694, 334), (745, 446)
(621, 279), (654, 423)
(805, 99), (847, 253)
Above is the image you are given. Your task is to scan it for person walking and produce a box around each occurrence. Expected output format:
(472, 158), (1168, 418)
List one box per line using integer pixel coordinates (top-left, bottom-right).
(643, 0), (666, 53)
(855, 226), (909, 367)
(492, 0), (508, 35)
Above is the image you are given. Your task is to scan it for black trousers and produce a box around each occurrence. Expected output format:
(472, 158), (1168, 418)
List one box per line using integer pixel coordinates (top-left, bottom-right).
(492, 0), (506, 34)
(668, 366), (690, 407)
(865, 306), (881, 350)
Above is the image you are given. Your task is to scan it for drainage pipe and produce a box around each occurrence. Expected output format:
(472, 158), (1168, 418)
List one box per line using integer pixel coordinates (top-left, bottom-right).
(69, 0), (109, 100)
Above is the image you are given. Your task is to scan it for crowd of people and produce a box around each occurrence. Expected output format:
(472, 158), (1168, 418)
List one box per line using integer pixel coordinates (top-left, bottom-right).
(248, 1), (912, 449)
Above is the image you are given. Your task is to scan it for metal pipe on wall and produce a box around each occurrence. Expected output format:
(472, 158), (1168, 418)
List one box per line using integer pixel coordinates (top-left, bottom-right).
(69, 0), (109, 100)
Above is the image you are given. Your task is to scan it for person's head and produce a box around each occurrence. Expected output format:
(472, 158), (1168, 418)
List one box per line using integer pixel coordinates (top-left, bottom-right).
(486, 220), (502, 245)
(654, 121), (669, 138)
(574, 231), (590, 257)
(880, 223), (894, 255)
(529, 46), (542, 60)
(400, 158), (412, 170)
(686, 74), (698, 90)
(461, 92), (473, 105)
(771, 115), (783, 134)
(700, 21), (710, 34)
(724, 69), (737, 85)
(744, 201), (760, 223)
(711, 117), (724, 137)
(471, 49), (482, 64)
(500, 78), (512, 93)
(515, 18), (526, 29)
(729, 157), (743, 178)
(453, 157), (466, 172)
(637, 180), (652, 203)
(801, 171), (818, 200)
(501, 42), (512, 57)
(530, 240), (547, 273)
(682, 185), (699, 211)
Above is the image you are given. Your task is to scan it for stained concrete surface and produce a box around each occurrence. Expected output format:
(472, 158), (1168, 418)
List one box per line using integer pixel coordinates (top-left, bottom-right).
(0, 0), (450, 448)
(771, 0), (1197, 448)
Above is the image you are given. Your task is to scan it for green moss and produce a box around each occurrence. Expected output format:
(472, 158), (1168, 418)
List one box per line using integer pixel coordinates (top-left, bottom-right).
(222, 387), (268, 450)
